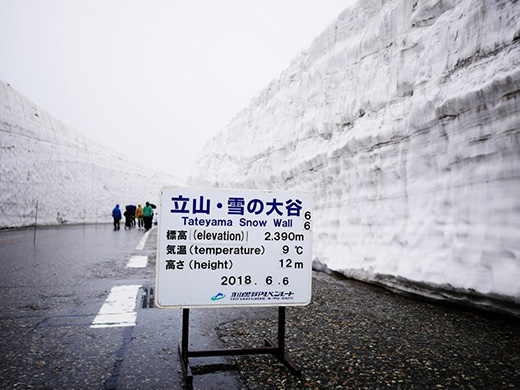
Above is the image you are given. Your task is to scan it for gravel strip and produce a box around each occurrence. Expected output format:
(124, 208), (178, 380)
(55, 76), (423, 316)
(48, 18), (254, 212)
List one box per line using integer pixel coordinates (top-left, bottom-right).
(216, 272), (520, 389)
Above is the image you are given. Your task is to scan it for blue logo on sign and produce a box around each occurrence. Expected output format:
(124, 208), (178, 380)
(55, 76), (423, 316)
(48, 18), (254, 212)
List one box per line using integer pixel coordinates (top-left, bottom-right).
(211, 292), (226, 301)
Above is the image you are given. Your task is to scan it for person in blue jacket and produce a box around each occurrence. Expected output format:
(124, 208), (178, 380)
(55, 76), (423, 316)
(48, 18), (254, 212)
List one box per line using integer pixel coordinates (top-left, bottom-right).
(112, 204), (122, 230)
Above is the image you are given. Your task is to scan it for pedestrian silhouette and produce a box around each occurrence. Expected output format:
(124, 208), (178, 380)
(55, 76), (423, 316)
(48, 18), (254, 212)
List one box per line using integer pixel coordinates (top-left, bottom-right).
(142, 202), (154, 231)
(112, 204), (122, 230)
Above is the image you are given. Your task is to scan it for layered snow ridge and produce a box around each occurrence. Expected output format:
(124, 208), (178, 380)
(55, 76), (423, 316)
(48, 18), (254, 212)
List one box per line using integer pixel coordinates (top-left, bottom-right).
(191, 0), (520, 313)
(0, 80), (182, 228)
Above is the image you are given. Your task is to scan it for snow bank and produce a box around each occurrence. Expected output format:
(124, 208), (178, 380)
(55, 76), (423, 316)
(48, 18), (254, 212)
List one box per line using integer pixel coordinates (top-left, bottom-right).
(0, 80), (183, 228)
(191, 0), (520, 313)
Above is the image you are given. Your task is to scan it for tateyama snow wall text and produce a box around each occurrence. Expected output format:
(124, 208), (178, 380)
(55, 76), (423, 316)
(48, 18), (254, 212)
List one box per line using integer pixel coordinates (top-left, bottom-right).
(0, 80), (182, 228)
(191, 0), (520, 314)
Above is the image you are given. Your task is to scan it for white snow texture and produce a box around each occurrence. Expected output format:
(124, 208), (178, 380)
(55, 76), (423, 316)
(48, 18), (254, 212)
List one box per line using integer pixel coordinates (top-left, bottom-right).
(191, 0), (520, 310)
(0, 80), (183, 228)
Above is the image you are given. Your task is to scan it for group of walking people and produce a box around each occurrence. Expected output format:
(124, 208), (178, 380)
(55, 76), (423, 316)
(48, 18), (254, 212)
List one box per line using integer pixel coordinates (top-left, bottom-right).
(112, 202), (154, 231)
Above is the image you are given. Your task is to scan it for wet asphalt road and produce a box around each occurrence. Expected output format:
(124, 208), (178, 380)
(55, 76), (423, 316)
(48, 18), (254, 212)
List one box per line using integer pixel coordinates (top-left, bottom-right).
(2, 224), (520, 390)
(0, 224), (258, 389)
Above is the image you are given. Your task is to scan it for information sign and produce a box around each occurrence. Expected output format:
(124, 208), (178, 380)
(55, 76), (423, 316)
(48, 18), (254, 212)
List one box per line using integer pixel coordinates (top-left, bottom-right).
(155, 187), (312, 308)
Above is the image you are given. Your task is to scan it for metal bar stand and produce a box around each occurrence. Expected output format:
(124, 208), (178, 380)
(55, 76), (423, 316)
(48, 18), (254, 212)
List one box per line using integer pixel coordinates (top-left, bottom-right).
(178, 307), (301, 387)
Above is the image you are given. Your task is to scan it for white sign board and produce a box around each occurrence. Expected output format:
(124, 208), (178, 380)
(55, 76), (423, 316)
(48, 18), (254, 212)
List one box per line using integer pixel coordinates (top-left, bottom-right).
(155, 187), (312, 308)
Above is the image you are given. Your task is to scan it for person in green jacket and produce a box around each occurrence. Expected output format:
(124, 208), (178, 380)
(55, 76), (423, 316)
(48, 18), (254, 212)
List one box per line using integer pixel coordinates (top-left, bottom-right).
(142, 202), (154, 231)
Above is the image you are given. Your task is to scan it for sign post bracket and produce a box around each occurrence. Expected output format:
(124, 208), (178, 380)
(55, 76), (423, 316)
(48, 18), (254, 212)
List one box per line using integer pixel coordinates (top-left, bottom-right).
(178, 306), (301, 386)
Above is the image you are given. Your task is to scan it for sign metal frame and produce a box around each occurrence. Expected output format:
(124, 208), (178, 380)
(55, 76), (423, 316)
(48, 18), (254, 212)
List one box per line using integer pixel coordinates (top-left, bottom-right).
(155, 186), (312, 382)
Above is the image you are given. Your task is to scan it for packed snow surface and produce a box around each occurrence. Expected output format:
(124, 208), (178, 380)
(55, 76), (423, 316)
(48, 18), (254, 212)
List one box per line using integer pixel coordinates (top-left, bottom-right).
(191, 0), (520, 312)
(0, 80), (183, 228)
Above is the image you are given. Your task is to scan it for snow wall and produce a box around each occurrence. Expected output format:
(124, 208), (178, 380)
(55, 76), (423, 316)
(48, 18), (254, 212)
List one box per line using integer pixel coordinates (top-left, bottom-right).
(191, 0), (520, 315)
(0, 80), (183, 228)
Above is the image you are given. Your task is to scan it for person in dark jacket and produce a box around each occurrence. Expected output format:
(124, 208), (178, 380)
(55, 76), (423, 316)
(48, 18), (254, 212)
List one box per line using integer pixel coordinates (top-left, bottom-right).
(124, 205), (136, 229)
(112, 204), (122, 230)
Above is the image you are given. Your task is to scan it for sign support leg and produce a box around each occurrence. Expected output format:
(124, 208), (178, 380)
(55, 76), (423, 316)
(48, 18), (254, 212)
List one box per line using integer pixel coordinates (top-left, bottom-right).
(264, 306), (301, 376)
(179, 308), (193, 385)
(178, 306), (301, 386)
